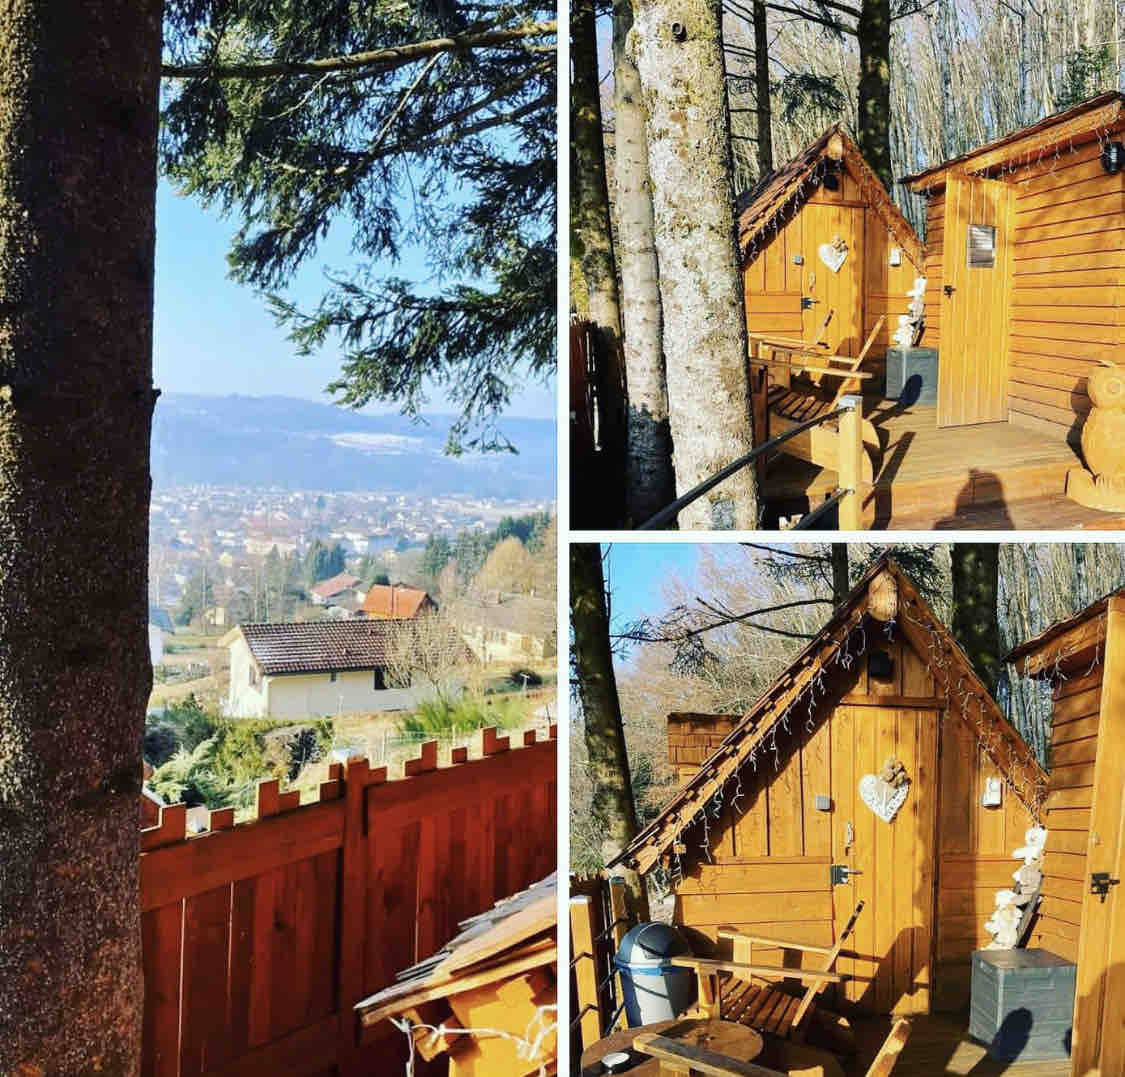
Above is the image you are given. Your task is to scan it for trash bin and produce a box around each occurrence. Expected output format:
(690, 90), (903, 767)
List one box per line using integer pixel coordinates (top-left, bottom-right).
(886, 347), (939, 406)
(613, 922), (696, 1026)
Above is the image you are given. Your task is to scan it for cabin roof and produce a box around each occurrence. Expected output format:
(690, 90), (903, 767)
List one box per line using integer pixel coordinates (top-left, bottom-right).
(735, 124), (924, 270)
(901, 91), (1125, 191)
(1004, 586), (1125, 674)
(355, 873), (556, 1026)
(609, 558), (1047, 877)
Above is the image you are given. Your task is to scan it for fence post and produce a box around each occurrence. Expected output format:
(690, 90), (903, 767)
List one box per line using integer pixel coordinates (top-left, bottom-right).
(570, 895), (605, 1054)
(838, 394), (863, 530)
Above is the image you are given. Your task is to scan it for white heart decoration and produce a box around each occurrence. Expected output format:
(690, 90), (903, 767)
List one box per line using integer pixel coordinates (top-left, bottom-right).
(818, 242), (848, 273)
(859, 774), (910, 823)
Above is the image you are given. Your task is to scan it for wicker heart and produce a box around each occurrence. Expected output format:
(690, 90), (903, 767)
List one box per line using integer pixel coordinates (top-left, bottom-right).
(818, 242), (848, 273)
(859, 774), (910, 822)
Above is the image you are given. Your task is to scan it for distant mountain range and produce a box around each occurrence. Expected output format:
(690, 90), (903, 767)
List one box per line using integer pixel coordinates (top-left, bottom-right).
(151, 393), (556, 499)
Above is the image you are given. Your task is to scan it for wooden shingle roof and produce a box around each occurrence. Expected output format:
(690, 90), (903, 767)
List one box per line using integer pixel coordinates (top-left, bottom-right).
(609, 559), (1047, 877)
(736, 125), (924, 269)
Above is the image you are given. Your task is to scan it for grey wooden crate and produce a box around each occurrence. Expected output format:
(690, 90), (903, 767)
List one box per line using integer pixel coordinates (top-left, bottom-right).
(886, 347), (939, 406)
(969, 949), (1075, 1061)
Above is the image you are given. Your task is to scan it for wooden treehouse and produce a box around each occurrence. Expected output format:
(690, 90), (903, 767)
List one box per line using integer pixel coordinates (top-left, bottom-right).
(743, 102), (1125, 530)
(597, 560), (1107, 1075)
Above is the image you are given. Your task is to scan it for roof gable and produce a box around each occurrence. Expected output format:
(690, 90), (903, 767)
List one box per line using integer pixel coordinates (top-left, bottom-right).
(361, 584), (432, 618)
(736, 125), (924, 270)
(310, 572), (361, 598)
(902, 92), (1125, 191)
(610, 559), (1047, 876)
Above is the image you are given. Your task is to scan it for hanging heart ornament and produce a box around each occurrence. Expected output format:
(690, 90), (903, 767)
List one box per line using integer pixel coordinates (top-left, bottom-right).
(818, 241), (848, 273)
(859, 773), (910, 823)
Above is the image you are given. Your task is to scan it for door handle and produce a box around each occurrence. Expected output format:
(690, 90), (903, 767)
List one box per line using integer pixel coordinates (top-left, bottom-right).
(943, 284), (955, 297)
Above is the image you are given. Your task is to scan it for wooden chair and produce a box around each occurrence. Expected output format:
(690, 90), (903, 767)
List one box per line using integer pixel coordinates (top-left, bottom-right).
(672, 903), (865, 1046)
(754, 319), (886, 484)
(633, 1017), (911, 1077)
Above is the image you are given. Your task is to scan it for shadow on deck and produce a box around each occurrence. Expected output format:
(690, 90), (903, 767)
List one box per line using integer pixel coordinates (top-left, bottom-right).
(762, 401), (1125, 531)
(847, 1014), (1071, 1077)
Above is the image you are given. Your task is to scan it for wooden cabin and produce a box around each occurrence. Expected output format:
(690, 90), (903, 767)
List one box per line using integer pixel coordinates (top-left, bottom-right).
(356, 873), (558, 1076)
(1006, 591), (1125, 1077)
(738, 126), (925, 369)
(747, 105), (1125, 528)
(610, 560), (1048, 1021)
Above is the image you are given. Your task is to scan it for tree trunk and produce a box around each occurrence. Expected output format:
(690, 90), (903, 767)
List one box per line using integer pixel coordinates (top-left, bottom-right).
(632, 0), (760, 530)
(856, 0), (892, 190)
(570, 544), (649, 917)
(951, 544), (1002, 694)
(572, 0), (623, 350)
(614, 0), (676, 525)
(0, 2), (161, 1074)
(831, 544), (850, 604)
(753, 0), (773, 177)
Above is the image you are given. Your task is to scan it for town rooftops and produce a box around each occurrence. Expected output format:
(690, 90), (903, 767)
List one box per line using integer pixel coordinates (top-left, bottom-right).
(455, 593), (557, 640)
(901, 91), (1125, 191)
(361, 583), (433, 619)
(735, 124), (923, 268)
(229, 620), (399, 675)
(309, 572), (361, 600)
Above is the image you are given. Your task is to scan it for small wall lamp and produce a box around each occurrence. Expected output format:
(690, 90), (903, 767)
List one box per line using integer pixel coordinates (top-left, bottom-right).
(1101, 141), (1125, 174)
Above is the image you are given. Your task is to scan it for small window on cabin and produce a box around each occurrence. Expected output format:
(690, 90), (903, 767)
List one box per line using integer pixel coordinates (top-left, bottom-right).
(330, 671), (337, 683)
(967, 224), (996, 268)
(373, 669), (386, 691)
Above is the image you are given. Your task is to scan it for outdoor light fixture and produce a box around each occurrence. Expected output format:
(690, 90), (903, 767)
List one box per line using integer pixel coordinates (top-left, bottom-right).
(868, 649), (894, 680)
(1101, 140), (1125, 174)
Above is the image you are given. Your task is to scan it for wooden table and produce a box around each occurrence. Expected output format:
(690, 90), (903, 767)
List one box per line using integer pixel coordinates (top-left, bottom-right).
(580, 1019), (765, 1076)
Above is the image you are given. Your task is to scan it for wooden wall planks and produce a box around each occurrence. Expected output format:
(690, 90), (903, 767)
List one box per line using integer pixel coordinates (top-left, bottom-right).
(139, 732), (557, 1077)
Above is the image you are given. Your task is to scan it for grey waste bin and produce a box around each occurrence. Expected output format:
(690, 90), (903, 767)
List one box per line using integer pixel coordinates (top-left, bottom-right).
(886, 347), (939, 405)
(613, 922), (696, 1027)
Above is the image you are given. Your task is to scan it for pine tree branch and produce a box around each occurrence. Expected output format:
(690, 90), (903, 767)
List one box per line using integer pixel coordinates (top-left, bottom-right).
(161, 22), (558, 80)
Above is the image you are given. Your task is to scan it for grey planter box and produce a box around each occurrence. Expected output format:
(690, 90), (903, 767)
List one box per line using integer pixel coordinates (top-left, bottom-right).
(969, 949), (1075, 1061)
(886, 347), (939, 406)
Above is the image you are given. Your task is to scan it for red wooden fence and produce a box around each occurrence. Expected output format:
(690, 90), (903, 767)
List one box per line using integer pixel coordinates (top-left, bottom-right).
(140, 725), (557, 1077)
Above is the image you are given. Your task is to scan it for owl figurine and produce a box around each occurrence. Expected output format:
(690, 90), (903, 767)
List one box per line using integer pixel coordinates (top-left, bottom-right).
(1083, 359), (1125, 493)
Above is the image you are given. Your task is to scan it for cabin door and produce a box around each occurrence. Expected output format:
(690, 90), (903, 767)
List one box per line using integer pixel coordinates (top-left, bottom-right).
(938, 174), (1014, 427)
(830, 703), (939, 1016)
(800, 202), (866, 356)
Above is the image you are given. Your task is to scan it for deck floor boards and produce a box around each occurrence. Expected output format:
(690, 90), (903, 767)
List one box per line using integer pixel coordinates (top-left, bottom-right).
(761, 402), (1124, 530)
(847, 1014), (1072, 1077)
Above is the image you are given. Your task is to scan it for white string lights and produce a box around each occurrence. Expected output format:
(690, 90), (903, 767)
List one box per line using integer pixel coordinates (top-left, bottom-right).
(393, 1003), (558, 1077)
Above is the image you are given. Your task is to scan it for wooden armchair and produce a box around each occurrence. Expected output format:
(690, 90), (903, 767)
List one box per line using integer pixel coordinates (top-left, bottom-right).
(633, 1017), (911, 1077)
(672, 903), (864, 1045)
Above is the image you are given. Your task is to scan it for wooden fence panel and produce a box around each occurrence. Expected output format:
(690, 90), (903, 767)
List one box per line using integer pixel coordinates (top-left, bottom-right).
(140, 728), (557, 1077)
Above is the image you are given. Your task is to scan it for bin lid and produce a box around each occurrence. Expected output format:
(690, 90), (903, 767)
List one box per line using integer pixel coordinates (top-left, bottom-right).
(615, 922), (690, 969)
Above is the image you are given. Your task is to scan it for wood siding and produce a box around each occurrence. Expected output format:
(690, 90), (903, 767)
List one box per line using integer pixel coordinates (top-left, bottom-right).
(1008, 141), (1125, 441)
(921, 193), (945, 352)
(744, 162), (924, 370)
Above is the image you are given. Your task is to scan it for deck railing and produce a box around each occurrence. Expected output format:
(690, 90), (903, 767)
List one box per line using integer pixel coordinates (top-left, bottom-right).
(140, 725), (557, 1077)
(638, 397), (864, 531)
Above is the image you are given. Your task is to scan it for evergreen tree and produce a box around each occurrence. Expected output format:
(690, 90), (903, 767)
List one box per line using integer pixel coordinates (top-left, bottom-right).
(161, 0), (556, 449)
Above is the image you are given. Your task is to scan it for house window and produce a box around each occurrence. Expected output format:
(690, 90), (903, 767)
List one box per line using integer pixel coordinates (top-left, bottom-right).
(373, 669), (386, 690)
(967, 224), (996, 268)
(330, 672), (337, 682)
(249, 666), (258, 686)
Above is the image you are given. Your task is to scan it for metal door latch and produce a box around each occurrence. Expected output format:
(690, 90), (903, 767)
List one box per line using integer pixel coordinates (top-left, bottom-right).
(1091, 872), (1120, 902)
(801, 296), (818, 309)
(831, 864), (863, 886)
(943, 284), (956, 297)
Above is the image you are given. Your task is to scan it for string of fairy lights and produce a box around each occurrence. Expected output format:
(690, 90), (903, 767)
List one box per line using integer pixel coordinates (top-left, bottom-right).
(648, 589), (1055, 894)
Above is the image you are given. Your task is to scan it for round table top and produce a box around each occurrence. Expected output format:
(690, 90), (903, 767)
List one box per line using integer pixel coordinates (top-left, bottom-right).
(580, 1018), (765, 1076)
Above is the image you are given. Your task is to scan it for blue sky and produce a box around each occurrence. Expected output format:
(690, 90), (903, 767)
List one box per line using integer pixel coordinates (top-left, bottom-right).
(152, 180), (556, 419)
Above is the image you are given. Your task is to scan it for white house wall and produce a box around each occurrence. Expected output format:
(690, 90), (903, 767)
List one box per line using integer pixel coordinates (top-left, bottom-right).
(255, 671), (425, 720)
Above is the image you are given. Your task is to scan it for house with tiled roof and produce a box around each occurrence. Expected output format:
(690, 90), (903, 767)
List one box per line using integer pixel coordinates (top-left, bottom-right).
(221, 619), (465, 719)
(309, 571), (363, 606)
(360, 583), (435, 620)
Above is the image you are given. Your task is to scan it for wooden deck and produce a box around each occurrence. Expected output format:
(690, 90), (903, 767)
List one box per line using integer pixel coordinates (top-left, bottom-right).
(761, 401), (1125, 530)
(848, 1014), (1072, 1076)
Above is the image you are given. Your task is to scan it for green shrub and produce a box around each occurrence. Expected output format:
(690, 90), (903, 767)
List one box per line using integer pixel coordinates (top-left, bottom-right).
(398, 696), (529, 736)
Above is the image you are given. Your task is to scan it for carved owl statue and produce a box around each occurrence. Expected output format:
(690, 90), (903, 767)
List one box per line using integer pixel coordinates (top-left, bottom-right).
(1082, 360), (1125, 488)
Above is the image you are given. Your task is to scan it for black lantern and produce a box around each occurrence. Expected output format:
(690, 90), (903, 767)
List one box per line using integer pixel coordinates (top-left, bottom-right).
(1101, 140), (1125, 174)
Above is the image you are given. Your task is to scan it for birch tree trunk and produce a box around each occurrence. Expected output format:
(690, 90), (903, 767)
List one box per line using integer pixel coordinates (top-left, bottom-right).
(632, 0), (760, 530)
(856, 0), (892, 189)
(614, 0), (676, 525)
(0, 1), (161, 1073)
(753, 0), (774, 176)
(570, 544), (649, 917)
(571, 0), (622, 343)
